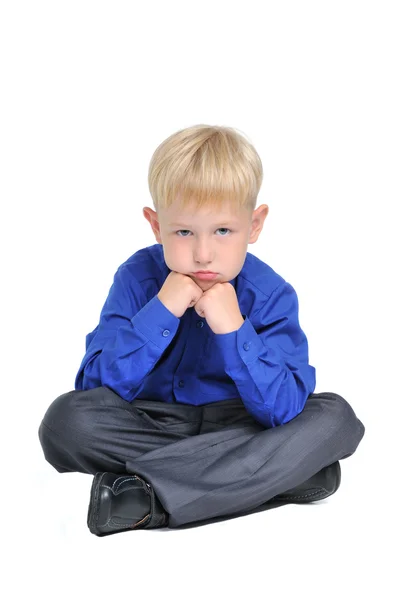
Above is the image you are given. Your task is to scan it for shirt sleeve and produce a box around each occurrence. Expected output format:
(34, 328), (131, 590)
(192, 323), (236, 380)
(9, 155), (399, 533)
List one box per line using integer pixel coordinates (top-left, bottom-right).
(212, 281), (316, 428)
(74, 267), (180, 401)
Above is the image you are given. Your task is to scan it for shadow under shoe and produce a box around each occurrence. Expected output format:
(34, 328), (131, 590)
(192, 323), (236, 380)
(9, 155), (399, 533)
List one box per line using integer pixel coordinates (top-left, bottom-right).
(272, 460), (341, 503)
(87, 472), (168, 537)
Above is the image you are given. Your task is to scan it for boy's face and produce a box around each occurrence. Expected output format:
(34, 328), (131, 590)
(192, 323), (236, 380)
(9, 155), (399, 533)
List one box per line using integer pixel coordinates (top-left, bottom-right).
(143, 200), (269, 290)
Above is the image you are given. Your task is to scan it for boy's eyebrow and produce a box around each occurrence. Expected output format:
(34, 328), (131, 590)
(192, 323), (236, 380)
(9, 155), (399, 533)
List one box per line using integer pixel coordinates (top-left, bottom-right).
(169, 220), (238, 227)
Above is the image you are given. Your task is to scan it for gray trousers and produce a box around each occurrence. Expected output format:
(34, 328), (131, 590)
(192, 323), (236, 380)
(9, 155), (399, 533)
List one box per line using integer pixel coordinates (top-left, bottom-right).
(38, 387), (365, 528)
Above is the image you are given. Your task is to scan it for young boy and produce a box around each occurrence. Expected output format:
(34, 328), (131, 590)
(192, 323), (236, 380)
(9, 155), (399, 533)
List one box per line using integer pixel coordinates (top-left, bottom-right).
(38, 124), (365, 536)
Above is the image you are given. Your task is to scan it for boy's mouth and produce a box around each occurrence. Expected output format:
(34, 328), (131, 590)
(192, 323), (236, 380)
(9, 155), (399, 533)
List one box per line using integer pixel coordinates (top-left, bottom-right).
(192, 271), (219, 280)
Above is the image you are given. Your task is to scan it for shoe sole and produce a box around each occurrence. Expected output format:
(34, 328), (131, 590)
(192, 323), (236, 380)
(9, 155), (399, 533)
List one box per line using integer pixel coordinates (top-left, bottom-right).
(273, 461), (341, 503)
(87, 472), (105, 535)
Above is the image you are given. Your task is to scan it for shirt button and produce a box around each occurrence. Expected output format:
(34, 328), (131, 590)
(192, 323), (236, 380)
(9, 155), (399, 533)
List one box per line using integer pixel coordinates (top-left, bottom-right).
(162, 329), (170, 337)
(196, 321), (204, 328)
(243, 342), (251, 351)
(178, 380), (185, 388)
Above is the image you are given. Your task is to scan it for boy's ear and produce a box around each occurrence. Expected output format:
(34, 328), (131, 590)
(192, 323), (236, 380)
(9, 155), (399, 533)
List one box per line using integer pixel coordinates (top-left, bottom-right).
(143, 207), (152, 223)
(248, 204), (269, 243)
(143, 207), (162, 243)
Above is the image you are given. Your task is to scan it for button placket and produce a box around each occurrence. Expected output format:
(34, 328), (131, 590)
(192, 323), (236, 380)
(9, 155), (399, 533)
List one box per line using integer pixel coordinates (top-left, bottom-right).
(176, 317), (205, 392)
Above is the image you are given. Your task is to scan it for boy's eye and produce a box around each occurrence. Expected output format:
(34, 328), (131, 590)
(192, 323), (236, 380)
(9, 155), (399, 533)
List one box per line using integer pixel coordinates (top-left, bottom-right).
(176, 228), (231, 237)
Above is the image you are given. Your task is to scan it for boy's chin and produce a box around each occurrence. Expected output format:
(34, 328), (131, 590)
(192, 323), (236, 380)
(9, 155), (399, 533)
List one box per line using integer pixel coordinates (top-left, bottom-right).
(195, 278), (221, 290)
(186, 273), (223, 288)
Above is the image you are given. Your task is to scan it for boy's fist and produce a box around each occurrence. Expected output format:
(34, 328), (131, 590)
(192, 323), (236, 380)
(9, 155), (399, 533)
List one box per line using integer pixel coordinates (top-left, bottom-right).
(157, 271), (204, 318)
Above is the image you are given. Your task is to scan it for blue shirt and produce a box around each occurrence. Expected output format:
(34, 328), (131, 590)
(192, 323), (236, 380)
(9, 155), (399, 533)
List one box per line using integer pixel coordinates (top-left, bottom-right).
(75, 243), (316, 428)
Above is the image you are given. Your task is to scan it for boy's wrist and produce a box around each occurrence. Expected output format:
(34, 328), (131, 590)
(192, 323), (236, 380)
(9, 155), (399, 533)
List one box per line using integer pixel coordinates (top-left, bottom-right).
(214, 315), (245, 335)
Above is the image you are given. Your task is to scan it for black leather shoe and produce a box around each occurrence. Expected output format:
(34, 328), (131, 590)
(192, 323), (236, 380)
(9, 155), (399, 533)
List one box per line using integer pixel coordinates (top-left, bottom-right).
(87, 472), (169, 536)
(272, 461), (341, 504)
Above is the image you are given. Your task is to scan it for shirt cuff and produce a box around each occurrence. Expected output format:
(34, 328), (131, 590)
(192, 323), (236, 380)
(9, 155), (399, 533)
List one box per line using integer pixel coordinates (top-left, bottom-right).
(212, 315), (264, 372)
(132, 295), (180, 349)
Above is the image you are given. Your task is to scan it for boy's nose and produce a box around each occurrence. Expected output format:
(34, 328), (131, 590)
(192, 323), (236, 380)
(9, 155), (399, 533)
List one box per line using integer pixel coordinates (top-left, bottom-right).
(193, 247), (214, 263)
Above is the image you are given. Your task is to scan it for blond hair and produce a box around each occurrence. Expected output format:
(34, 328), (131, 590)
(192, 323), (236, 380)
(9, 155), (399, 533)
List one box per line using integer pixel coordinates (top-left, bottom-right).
(148, 124), (263, 215)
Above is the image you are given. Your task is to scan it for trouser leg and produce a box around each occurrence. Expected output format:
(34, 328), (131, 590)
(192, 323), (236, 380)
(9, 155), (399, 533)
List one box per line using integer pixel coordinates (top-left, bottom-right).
(38, 386), (204, 475)
(124, 391), (365, 528)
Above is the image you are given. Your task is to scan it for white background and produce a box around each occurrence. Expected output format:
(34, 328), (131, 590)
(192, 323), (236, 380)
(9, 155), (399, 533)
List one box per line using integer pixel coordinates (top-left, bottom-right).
(1, 1), (399, 598)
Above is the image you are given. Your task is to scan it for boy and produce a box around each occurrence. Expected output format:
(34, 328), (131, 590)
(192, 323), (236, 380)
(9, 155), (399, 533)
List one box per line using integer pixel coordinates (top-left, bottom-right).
(38, 124), (365, 536)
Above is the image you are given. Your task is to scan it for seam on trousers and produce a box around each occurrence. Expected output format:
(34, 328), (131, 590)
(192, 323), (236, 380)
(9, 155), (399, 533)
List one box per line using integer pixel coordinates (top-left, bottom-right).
(122, 408), (202, 431)
(134, 425), (259, 464)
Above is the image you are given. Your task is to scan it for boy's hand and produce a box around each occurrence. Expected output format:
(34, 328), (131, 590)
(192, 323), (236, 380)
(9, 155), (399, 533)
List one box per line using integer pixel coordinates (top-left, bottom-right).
(194, 282), (244, 334)
(157, 271), (205, 318)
